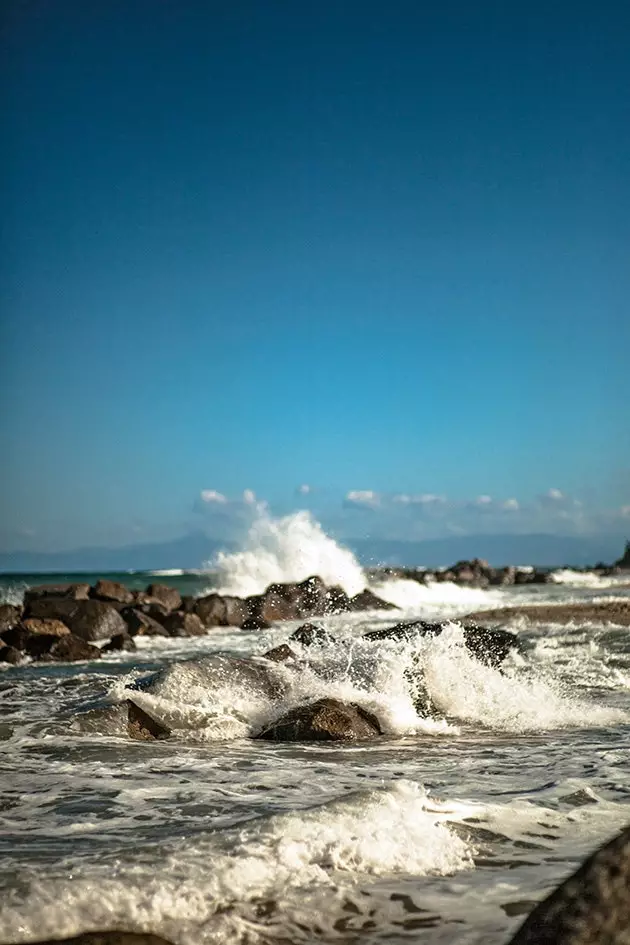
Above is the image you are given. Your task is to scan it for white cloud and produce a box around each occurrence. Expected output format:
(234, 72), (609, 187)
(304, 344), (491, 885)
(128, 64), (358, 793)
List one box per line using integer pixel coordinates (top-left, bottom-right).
(621, 505), (630, 518)
(545, 488), (564, 501)
(200, 490), (227, 504)
(344, 490), (380, 508)
(502, 498), (520, 511)
(242, 489), (257, 505)
(393, 493), (446, 505)
(474, 495), (493, 506)
(297, 484), (311, 495)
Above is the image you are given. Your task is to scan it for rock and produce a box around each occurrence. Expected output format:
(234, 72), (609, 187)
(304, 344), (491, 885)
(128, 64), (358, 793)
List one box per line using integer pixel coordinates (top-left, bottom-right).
(180, 595), (197, 613)
(289, 623), (337, 647)
(0, 645), (23, 664)
(489, 566), (516, 586)
(349, 589), (397, 611)
(127, 701), (171, 740)
(323, 585), (352, 614)
(24, 583), (90, 603)
(144, 583), (182, 612)
(1, 625), (60, 657)
(91, 579), (134, 605)
(161, 611), (206, 637)
(245, 586), (300, 624)
(257, 698), (382, 741)
(260, 643), (298, 662)
(121, 607), (168, 636)
(194, 593), (248, 627)
(28, 930), (174, 945)
(102, 632), (137, 652)
(39, 634), (102, 662)
(295, 575), (328, 615)
(0, 603), (22, 633)
(241, 614), (271, 630)
(25, 599), (127, 642)
(362, 620), (521, 667)
(506, 824), (630, 945)
(22, 618), (70, 637)
(614, 540), (630, 568)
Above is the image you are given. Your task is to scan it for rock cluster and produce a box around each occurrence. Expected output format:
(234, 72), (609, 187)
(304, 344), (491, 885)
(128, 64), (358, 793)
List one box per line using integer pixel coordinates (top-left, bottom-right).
(0, 577), (396, 664)
(369, 558), (554, 587)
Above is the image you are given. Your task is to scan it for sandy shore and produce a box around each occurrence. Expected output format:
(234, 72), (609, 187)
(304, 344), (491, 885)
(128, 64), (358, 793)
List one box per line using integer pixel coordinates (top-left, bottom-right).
(464, 600), (630, 626)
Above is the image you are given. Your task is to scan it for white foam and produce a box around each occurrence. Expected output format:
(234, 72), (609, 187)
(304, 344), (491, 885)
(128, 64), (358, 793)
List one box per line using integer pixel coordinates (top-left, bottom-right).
(549, 569), (606, 586)
(372, 577), (500, 619)
(210, 510), (367, 597)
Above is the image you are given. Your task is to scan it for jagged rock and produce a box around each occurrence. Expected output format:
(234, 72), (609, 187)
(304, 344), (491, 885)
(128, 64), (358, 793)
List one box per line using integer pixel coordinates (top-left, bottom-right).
(323, 585), (352, 614)
(261, 643), (298, 662)
(363, 620), (521, 667)
(257, 698), (382, 741)
(22, 618), (70, 637)
(144, 583), (182, 612)
(289, 623), (337, 647)
(193, 594), (248, 627)
(0, 645), (23, 664)
(91, 579), (134, 605)
(127, 701), (171, 740)
(349, 589), (397, 611)
(25, 599), (127, 642)
(40, 634), (102, 662)
(507, 824), (630, 944)
(0, 604), (21, 633)
(161, 611), (206, 637)
(29, 932), (172, 945)
(24, 583), (90, 603)
(121, 608), (168, 637)
(295, 575), (328, 615)
(102, 632), (137, 652)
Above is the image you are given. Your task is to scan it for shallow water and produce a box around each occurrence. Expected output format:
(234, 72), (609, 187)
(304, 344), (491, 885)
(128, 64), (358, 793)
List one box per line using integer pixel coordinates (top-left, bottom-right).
(1, 561), (629, 944)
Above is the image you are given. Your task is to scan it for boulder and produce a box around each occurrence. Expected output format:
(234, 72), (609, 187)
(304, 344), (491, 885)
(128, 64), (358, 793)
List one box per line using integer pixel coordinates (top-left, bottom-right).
(180, 595), (197, 613)
(362, 620), (521, 667)
(27, 931), (174, 945)
(24, 583), (90, 604)
(245, 586), (300, 624)
(0, 603), (21, 633)
(161, 611), (206, 637)
(121, 608), (168, 637)
(257, 698), (382, 741)
(21, 618), (70, 638)
(39, 634), (102, 662)
(25, 599), (127, 641)
(295, 575), (328, 615)
(102, 632), (137, 653)
(289, 623), (337, 647)
(0, 645), (23, 664)
(193, 593), (248, 627)
(489, 566), (516, 586)
(260, 643), (298, 662)
(507, 824), (630, 945)
(349, 589), (397, 611)
(323, 585), (352, 614)
(127, 701), (171, 741)
(144, 583), (182, 612)
(1, 625), (61, 657)
(241, 614), (271, 630)
(91, 579), (134, 605)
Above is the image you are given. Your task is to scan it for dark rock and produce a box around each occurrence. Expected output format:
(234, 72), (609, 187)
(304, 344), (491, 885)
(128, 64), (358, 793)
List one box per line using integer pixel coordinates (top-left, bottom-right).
(40, 634), (102, 662)
(25, 598), (127, 641)
(22, 617), (70, 637)
(180, 595), (197, 613)
(121, 607), (168, 637)
(2, 625), (59, 657)
(0, 645), (23, 664)
(102, 632), (137, 652)
(349, 589), (398, 611)
(323, 585), (352, 614)
(127, 701), (171, 740)
(362, 620), (521, 667)
(257, 698), (382, 741)
(0, 603), (22, 633)
(507, 824), (630, 945)
(91, 579), (134, 605)
(24, 583), (90, 604)
(614, 540), (630, 568)
(489, 566), (516, 586)
(241, 614), (271, 630)
(531, 569), (554, 584)
(261, 643), (298, 662)
(20, 934), (172, 945)
(144, 583), (182, 612)
(295, 575), (328, 615)
(194, 593), (248, 627)
(161, 611), (206, 637)
(246, 585), (300, 624)
(289, 623), (337, 647)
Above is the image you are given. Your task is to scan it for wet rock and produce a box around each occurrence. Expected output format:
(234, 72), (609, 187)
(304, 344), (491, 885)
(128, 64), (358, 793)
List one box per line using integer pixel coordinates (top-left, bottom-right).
(295, 575), (328, 615)
(507, 823), (630, 945)
(127, 701), (171, 740)
(102, 632), (137, 652)
(246, 585), (300, 624)
(241, 614), (272, 630)
(0, 645), (23, 664)
(193, 593), (227, 627)
(257, 698), (382, 741)
(349, 589), (398, 611)
(40, 634), (102, 662)
(161, 611), (206, 637)
(289, 623), (337, 647)
(24, 583), (91, 603)
(489, 566), (517, 586)
(260, 643), (298, 662)
(180, 595), (197, 613)
(121, 607), (168, 637)
(1, 625), (60, 657)
(91, 579), (134, 605)
(0, 604), (21, 633)
(362, 620), (521, 667)
(144, 583), (182, 612)
(323, 585), (352, 614)
(25, 598), (127, 642)
(29, 931), (173, 945)
(615, 540), (630, 568)
(22, 617), (70, 637)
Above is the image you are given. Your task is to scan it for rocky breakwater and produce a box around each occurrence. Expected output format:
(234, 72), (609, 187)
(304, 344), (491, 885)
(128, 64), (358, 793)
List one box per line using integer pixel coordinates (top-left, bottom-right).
(368, 558), (555, 587)
(0, 577), (397, 664)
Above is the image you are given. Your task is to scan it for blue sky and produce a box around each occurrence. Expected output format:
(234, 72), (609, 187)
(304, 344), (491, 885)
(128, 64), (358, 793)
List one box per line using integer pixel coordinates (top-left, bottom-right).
(1, 1), (629, 552)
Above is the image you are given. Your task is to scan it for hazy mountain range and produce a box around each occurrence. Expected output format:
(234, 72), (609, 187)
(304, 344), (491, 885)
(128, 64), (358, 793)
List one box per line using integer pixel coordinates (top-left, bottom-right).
(0, 532), (625, 573)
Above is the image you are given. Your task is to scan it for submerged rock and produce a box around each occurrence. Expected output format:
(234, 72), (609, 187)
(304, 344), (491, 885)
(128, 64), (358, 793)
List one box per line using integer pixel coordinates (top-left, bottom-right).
(362, 619), (521, 667)
(102, 632), (137, 653)
(257, 698), (382, 741)
(127, 701), (171, 741)
(260, 643), (298, 662)
(507, 824), (630, 944)
(29, 932), (173, 945)
(289, 623), (337, 647)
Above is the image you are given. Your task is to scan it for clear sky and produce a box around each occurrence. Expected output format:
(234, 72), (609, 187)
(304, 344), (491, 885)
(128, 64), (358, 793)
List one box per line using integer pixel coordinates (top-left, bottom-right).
(1, 0), (629, 552)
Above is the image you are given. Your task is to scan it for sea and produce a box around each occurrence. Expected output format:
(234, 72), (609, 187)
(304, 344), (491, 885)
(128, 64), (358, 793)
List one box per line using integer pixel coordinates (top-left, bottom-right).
(0, 512), (629, 945)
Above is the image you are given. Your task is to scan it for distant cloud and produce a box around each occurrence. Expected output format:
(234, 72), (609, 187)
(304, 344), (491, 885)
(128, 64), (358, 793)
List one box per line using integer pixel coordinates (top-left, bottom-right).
(297, 484), (311, 495)
(540, 488), (565, 504)
(502, 498), (520, 511)
(344, 489), (380, 509)
(392, 493), (446, 505)
(242, 489), (257, 505)
(474, 495), (493, 506)
(200, 489), (228, 504)
(621, 505), (630, 518)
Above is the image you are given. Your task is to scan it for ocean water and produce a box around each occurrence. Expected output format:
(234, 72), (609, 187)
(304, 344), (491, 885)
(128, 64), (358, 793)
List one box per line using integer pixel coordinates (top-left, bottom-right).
(1, 513), (629, 945)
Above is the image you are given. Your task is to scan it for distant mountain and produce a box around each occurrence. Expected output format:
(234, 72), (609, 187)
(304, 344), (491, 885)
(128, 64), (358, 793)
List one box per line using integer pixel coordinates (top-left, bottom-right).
(0, 531), (624, 573)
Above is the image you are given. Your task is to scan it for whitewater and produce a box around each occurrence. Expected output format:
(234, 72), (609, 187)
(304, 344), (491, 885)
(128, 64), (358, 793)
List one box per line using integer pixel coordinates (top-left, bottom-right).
(1, 512), (629, 944)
